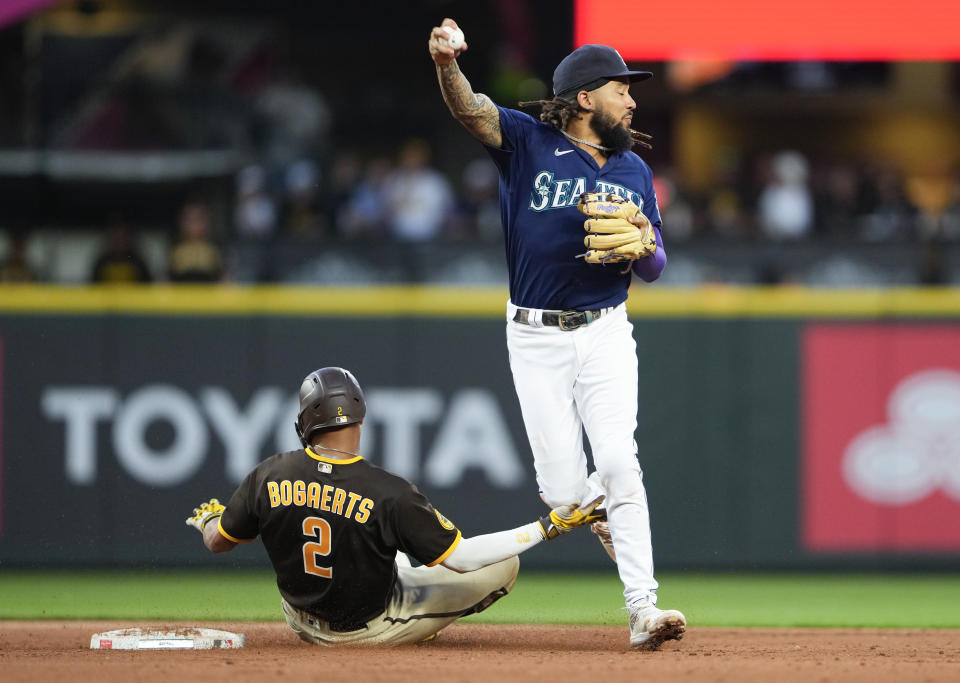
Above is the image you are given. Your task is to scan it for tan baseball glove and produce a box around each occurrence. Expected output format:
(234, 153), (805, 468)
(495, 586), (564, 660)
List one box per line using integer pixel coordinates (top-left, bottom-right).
(577, 192), (657, 264)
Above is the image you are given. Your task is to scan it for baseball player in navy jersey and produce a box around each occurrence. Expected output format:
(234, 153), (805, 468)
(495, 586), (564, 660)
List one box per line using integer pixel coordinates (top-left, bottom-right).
(186, 367), (603, 647)
(429, 19), (685, 649)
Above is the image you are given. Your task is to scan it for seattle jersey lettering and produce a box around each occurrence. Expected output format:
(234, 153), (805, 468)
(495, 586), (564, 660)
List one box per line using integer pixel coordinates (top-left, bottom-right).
(529, 172), (644, 212)
(266, 480), (374, 524)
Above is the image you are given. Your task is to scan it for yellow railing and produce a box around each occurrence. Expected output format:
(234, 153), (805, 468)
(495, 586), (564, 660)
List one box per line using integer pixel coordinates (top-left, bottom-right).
(0, 284), (958, 317)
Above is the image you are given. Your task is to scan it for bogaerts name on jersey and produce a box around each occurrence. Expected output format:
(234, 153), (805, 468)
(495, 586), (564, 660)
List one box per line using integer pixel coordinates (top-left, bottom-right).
(266, 480), (374, 523)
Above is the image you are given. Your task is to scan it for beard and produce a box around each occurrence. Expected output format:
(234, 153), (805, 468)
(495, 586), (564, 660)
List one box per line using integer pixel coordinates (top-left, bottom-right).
(588, 106), (634, 155)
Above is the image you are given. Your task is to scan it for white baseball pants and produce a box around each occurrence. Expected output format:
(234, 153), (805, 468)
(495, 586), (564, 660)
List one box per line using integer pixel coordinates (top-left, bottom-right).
(506, 301), (658, 607)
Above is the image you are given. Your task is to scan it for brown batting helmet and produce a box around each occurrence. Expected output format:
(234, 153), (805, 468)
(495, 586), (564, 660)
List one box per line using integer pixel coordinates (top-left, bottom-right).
(295, 367), (366, 448)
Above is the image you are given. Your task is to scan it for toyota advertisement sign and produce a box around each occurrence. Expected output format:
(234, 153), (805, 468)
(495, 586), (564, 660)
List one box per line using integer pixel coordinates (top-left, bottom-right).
(1, 307), (958, 569)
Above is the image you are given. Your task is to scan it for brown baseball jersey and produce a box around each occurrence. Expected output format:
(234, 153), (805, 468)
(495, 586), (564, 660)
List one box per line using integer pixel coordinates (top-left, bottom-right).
(218, 448), (461, 627)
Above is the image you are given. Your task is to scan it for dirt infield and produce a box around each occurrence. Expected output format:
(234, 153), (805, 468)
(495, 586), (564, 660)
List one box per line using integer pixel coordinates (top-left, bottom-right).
(2, 621), (959, 683)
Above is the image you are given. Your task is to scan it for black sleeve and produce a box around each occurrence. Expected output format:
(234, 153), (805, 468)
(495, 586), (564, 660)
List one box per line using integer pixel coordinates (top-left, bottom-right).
(392, 485), (461, 567)
(218, 469), (260, 542)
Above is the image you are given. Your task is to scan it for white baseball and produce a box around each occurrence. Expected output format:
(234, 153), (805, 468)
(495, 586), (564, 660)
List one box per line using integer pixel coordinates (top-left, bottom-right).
(442, 26), (465, 50)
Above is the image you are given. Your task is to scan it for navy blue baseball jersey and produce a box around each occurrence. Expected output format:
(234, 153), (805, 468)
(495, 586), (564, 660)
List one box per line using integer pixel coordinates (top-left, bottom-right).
(484, 106), (663, 311)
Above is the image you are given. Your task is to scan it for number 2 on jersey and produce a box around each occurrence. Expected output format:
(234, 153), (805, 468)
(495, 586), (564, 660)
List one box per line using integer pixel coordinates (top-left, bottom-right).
(301, 516), (333, 579)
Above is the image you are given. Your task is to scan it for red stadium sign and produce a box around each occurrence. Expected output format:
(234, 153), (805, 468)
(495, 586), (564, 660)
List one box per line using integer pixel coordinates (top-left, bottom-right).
(802, 325), (960, 552)
(575, 0), (960, 61)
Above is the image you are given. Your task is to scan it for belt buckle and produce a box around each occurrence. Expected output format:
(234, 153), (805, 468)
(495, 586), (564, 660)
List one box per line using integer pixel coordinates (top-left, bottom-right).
(558, 310), (585, 331)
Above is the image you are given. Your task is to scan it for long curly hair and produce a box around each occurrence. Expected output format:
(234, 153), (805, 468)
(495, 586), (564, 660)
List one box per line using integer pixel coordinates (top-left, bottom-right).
(518, 96), (652, 150)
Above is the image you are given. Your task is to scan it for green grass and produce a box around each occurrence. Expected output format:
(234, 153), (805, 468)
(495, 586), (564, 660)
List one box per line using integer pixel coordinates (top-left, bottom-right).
(1, 571), (959, 628)
(485, 573), (960, 628)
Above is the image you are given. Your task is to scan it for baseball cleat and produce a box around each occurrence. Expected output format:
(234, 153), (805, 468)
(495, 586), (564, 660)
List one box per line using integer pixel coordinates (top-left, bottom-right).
(590, 520), (617, 563)
(417, 632), (441, 645)
(628, 603), (686, 651)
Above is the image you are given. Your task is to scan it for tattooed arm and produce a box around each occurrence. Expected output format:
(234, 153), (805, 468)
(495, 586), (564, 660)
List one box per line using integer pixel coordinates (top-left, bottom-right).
(428, 19), (502, 148)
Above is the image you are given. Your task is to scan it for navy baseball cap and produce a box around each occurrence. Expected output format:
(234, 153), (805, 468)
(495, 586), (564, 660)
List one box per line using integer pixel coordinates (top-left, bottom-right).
(553, 44), (652, 98)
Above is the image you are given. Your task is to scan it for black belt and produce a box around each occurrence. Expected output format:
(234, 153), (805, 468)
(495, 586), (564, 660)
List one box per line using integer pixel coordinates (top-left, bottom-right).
(512, 307), (607, 331)
(303, 610), (376, 633)
(328, 620), (369, 633)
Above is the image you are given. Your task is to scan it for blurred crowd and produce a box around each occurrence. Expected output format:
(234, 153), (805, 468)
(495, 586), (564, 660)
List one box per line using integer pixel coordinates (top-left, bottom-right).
(658, 152), (960, 245)
(3, 143), (960, 285)
(232, 138), (502, 248)
(237, 144), (960, 248)
(655, 153), (960, 285)
(1, 3), (959, 286)
(1, 200), (224, 284)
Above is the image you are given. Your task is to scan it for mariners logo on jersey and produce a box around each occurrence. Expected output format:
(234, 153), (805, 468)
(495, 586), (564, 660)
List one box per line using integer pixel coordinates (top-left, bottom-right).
(529, 171), (644, 213)
(484, 104), (662, 310)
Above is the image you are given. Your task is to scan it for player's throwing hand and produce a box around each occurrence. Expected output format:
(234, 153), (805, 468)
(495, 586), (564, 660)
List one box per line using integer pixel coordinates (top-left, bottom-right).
(428, 18), (468, 66)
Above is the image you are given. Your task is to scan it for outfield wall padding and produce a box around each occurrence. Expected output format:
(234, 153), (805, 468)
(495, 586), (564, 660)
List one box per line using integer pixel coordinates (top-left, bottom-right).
(1, 286), (958, 569)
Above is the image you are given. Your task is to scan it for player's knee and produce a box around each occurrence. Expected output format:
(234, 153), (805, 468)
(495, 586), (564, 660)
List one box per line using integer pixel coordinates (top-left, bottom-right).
(596, 458), (644, 497)
(474, 556), (519, 603)
(504, 553), (519, 573)
(539, 484), (580, 508)
(500, 556), (520, 593)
